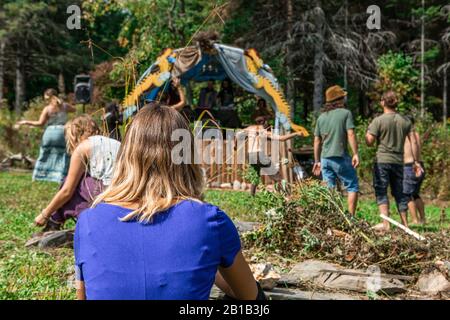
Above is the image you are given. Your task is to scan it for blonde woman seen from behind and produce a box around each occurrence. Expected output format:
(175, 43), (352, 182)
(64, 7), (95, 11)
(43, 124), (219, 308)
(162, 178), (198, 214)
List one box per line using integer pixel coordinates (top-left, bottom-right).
(74, 104), (261, 300)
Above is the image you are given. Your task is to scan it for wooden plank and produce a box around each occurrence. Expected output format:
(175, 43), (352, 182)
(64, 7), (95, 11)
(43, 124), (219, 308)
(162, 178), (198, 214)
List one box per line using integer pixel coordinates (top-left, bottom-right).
(380, 214), (426, 241)
(232, 136), (238, 183)
(280, 127), (288, 182)
(222, 140), (226, 184)
(286, 138), (294, 183)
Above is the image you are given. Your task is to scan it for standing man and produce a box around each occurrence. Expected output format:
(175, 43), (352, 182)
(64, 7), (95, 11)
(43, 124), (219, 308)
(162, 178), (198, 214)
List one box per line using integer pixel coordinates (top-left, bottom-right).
(313, 85), (360, 215)
(365, 91), (422, 231)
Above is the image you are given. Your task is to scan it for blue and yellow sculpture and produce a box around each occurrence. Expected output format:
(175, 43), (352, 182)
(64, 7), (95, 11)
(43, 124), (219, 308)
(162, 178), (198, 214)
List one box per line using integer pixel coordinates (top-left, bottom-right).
(122, 43), (309, 136)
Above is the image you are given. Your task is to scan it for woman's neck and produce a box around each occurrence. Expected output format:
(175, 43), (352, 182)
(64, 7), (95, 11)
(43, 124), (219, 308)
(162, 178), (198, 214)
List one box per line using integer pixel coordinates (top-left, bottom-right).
(106, 198), (192, 211)
(106, 201), (140, 210)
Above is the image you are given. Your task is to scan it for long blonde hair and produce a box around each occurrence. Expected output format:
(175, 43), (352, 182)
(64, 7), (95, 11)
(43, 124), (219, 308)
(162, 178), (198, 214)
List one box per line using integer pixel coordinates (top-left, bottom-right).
(65, 115), (100, 154)
(93, 104), (204, 222)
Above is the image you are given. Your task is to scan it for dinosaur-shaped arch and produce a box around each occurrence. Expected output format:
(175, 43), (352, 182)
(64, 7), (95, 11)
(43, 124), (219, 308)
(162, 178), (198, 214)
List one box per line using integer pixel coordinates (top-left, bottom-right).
(121, 43), (309, 136)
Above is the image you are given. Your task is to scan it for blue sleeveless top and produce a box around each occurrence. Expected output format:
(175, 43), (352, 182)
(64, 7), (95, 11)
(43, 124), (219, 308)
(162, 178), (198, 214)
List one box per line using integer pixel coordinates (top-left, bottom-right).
(74, 200), (241, 300)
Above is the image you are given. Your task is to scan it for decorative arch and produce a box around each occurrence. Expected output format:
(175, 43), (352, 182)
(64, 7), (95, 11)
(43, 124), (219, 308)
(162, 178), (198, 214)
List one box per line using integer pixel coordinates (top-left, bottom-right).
(122, 43), (309, 136)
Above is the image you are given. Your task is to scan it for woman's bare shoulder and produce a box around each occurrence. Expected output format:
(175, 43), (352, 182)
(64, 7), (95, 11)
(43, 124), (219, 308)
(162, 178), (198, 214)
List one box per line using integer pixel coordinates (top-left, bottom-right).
(74, 139), (92, 159)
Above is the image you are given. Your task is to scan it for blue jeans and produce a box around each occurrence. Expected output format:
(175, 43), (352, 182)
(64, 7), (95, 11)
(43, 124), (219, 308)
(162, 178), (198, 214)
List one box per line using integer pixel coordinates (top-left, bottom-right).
(403, 162), (425, 200)
(373, 163), (409, 212)
(321, 156), (359, 193)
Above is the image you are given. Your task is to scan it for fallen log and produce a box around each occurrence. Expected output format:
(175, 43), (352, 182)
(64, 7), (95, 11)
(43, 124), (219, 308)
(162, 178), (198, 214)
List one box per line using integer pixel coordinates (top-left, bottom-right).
(210, 285), (359, 300)
(278, 260), (407, 294)
(1, 153), (36, 169)
(319, 269), (415, 282)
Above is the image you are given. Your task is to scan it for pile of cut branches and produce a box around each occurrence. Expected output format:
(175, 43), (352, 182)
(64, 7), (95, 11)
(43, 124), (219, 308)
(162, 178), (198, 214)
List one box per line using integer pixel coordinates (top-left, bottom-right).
(244, 180), (449, 276)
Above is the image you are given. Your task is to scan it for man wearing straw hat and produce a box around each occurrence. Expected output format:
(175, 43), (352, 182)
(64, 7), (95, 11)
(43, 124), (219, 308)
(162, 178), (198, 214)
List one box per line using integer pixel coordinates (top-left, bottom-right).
(313, 85), (360, 215)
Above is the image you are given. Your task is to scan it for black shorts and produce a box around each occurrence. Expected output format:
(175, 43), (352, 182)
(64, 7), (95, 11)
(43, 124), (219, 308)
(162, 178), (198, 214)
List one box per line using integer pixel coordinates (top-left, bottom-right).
(403, 162), (425, 199)
(373, 163), (409, 212)
(249, 152), (271, 176)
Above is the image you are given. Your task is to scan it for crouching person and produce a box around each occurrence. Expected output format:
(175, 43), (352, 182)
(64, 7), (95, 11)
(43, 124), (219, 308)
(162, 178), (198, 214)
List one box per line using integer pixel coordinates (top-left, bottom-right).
(34, 115), (121, 232)
(74, 104), (262, 300)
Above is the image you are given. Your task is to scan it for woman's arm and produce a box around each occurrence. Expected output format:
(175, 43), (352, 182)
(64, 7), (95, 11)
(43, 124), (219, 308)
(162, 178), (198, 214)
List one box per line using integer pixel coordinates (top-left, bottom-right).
(215, 271), (235, 298)
(267, 131), (303, 142)
(172, 85), (186, 111)
(217, 250), (258, 300)
(76, 281), (86, 300)
(16, 107), (49, 127)
(35, 141), (90, 226)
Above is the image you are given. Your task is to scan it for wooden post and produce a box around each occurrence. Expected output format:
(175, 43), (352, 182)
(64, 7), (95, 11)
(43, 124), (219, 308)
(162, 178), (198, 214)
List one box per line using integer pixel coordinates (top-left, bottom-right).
(287, 135), (294, 183)
(280, 127), (289, 182)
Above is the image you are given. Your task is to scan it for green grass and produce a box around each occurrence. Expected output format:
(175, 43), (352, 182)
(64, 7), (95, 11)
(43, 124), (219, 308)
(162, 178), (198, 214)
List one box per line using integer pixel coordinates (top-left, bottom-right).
(0, 172), (74, 300)
(0, 172), (448, 299)
(357, 199), (450, 232)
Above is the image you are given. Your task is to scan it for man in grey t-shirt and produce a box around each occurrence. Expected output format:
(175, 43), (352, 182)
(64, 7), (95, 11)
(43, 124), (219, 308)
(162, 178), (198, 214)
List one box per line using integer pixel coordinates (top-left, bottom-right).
(366, 91), (422, 232)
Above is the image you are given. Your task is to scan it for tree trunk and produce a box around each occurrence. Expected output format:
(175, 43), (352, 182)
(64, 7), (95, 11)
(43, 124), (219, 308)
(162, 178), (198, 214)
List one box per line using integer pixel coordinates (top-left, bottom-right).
(303, 90), (309, 123)
(343, 0), (348, 90)
(420, 0), (425, 117)
(58, 72), (66, 96)
(15, 54), (25, 114)
(285, 0), (295, 117)
(444, 64), (448, 127)
(313, 1), (325, 114)
(358, 89), (365, 117)
(0, 40), (5, 108)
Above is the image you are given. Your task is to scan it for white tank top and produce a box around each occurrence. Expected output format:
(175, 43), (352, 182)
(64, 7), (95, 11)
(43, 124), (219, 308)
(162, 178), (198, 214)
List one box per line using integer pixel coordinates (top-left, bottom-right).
(88, 135), (121, 186)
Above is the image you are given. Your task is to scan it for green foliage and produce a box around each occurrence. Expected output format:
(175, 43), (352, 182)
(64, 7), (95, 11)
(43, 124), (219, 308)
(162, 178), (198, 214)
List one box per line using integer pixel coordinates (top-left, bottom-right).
(240, 166), (261, 186)
(222, 1), (256, 43)
(371, 52), (420, 113)
(417, 121), (450, 200)
(236, 96), (257, 126)
(412, 5), (443, 21)
(354, 117), (376, 183)
(84, 0), (227, 89)
(424, 46), (440, 63)
(0, 103), (43, 159)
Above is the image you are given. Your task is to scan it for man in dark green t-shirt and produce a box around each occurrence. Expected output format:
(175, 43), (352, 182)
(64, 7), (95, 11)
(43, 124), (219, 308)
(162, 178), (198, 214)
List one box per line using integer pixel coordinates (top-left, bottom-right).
(366, 91), (422, 232)
(313, 85), (360, 215)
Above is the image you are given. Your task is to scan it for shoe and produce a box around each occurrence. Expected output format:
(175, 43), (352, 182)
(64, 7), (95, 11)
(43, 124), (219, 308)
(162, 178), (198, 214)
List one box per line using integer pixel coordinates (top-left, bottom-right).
(42, 219), (63, 232)
(32, 219), (62, 238)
